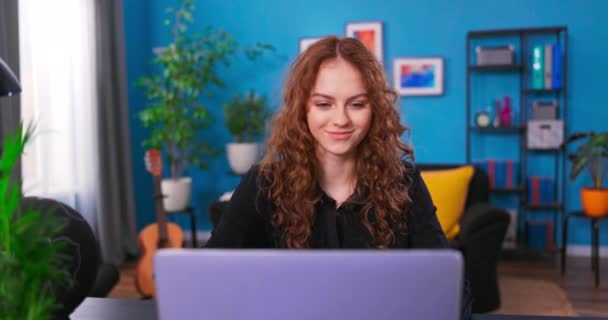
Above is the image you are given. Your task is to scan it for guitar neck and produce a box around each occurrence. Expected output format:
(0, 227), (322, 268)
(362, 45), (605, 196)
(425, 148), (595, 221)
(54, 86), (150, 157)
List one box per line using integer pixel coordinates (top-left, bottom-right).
(153, 176), (169, 245)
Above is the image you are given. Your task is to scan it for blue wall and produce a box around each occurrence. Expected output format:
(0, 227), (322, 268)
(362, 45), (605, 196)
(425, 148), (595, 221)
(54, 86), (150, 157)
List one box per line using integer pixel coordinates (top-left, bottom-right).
(123, 0), (608, 245)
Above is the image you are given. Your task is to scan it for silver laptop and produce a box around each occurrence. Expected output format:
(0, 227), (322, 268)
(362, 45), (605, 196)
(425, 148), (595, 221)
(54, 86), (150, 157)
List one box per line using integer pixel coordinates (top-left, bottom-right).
(154, 249), (463, 320)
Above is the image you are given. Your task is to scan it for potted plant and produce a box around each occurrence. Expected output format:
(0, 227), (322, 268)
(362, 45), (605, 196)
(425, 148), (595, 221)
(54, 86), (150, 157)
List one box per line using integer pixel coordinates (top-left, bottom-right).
(0, 123), (71, 320)
(563, 131), (608, 217)
(137, 0), (273, 211)
(223, 90), (272, 174)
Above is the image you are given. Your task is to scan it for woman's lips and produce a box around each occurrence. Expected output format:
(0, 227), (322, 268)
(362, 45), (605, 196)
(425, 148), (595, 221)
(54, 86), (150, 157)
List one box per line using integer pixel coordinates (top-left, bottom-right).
(327, 131), (353, 140)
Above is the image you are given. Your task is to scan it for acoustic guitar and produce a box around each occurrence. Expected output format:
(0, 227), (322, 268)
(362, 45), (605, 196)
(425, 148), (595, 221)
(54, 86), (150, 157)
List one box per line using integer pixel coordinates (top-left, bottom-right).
(135, 149), (184, 298)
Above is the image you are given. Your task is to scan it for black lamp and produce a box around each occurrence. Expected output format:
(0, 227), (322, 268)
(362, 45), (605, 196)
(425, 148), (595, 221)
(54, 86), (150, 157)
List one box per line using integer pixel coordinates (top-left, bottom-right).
(0, 57), (21, 97)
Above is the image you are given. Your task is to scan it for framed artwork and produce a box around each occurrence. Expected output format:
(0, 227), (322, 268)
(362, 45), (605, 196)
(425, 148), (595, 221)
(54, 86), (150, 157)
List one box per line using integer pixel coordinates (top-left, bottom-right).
(345, 21), (383, 63)
(299, 37), (322, 54)
(393, 57), (444, 96)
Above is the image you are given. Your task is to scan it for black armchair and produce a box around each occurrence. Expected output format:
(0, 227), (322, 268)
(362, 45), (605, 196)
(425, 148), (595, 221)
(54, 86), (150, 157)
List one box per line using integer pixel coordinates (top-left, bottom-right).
(417, 164), (510, 313)
(21, 197), (120, 319)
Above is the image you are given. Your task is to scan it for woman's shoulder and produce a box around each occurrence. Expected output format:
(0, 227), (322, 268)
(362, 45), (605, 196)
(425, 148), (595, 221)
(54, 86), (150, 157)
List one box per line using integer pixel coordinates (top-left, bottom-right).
(237, 164), (275, 204)
(237, 164), (267, 194)
(400, 159), (422, 191)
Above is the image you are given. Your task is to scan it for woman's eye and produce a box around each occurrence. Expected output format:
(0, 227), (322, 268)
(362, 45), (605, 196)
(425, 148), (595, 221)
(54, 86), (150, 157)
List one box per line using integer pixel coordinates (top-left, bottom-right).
(351, 101), (368, 108)
(315, 102), (331, 108)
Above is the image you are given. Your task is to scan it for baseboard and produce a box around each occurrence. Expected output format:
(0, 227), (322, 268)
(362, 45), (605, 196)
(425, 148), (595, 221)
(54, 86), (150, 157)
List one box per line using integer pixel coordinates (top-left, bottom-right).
(182, 231), (212, 247)
(567, 245), (608, 257)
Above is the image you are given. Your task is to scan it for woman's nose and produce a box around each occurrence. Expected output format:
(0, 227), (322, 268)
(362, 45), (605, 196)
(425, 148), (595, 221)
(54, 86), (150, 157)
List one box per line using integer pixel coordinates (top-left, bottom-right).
(332, 105), (351, 126)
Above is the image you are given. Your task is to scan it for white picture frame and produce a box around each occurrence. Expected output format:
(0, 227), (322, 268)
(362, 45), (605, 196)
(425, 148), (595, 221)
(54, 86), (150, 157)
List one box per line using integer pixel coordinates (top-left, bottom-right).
(299, 37), (322, 54)
(393, 57), (444, 96)
(345, 21), (383, 63)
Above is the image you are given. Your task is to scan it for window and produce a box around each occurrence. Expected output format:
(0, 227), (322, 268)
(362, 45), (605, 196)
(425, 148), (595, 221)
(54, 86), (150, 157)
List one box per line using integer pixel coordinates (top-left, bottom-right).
(19, 0), (99, 226)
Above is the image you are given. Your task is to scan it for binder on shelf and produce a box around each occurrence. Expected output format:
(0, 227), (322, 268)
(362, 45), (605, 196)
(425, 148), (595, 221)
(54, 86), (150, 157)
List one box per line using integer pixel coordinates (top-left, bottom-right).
(527, 176), (555, 206)
(552, 44), (562, 89)
(527, 220), (554, 250)
(544, 44), (553, 89)
(494, 160), (519, 188)
(474, 160), (519, 189)
(532, 46), (544, 89)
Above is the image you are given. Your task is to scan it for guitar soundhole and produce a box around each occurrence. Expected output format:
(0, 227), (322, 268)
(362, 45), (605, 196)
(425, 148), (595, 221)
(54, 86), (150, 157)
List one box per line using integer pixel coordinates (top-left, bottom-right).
(158, 239), (169, 248)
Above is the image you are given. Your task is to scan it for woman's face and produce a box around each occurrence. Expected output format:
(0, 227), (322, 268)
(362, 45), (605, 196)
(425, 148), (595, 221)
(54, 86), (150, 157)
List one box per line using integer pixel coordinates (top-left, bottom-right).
(306, 58), (372, 160)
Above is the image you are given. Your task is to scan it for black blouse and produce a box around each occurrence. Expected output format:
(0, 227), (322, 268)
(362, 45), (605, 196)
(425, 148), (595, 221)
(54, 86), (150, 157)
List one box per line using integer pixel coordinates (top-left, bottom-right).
(205, 162), (472, 319)
(206, 163), (447, 249)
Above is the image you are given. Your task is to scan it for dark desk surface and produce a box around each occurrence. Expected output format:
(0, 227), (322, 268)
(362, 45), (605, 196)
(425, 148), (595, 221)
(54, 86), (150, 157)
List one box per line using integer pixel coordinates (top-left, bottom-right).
(71, 298), (606, 320)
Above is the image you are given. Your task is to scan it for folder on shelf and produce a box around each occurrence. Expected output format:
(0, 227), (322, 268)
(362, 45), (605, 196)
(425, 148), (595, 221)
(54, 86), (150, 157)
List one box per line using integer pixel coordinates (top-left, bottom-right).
(532, 45), (544, 89)
(544, 44), (553, 89)
(552, 44), (562, 89)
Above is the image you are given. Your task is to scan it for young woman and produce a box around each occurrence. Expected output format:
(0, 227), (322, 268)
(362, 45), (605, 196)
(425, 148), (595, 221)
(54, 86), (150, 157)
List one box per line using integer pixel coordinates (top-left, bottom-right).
(206, 36), (471, 318)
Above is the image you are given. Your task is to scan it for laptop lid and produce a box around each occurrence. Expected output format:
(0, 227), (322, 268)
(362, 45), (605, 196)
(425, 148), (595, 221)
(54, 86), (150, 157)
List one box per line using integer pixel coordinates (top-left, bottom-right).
(155, 249), (463, 320)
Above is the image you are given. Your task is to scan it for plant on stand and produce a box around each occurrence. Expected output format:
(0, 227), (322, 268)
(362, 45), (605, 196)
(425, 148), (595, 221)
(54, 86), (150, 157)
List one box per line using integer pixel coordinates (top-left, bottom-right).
(563, 131), (608, 217)
(223, 90), (272, 174)
(137, 0), (273, 211)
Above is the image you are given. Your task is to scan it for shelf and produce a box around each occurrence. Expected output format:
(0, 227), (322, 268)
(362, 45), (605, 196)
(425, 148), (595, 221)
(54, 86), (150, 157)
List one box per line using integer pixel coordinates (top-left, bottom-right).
(527, 147), (563, 153)
(491, 186), (524, 193)
(522, 88), (561, 94)
(467, 26), (567, 38)
(469, 126), (524, 133)
(468, 64), (523, 72)
(524, 203), (563, 210)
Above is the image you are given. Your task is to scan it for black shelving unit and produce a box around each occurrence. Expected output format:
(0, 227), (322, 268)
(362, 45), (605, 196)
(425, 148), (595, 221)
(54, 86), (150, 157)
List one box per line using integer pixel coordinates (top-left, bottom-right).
(468, 64), (524, 72)
(465, 26), (568, 252)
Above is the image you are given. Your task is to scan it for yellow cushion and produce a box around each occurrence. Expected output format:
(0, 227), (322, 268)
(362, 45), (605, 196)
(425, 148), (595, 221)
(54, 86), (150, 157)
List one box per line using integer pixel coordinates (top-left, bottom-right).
(420, 166), (474, 240)
(444, 225), (461, 239)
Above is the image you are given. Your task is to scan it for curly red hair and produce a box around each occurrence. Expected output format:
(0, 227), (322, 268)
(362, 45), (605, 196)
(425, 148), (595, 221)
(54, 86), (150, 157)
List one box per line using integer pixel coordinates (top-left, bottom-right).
(259, 36), (414, 248)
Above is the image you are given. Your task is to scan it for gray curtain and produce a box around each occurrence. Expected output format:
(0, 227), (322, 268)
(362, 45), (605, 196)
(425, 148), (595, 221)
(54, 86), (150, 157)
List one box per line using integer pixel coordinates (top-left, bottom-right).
(94, 0), (139, 264)
(0, 0), (21, 164)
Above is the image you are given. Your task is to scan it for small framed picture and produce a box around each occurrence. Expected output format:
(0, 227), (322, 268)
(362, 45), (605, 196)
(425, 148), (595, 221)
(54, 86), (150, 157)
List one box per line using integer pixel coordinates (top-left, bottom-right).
(393, 57), (444, 96)
(299, 37), (322, 54)
(345, 21), (383, 63)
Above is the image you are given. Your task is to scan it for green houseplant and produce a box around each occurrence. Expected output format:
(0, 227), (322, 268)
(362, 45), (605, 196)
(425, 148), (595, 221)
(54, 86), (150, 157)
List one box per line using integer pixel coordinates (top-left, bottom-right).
(563, 131), (608, 217)
(137, 0), (272, 210)
(223, 91), (272, 174)
(0, 123), (70, 320)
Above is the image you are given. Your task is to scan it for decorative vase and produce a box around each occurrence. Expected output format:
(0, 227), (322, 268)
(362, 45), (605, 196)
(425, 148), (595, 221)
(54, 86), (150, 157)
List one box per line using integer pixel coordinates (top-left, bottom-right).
(581, 188), (608, 217)
(161, 177), (192, 212)
(227, 143), (259, 175)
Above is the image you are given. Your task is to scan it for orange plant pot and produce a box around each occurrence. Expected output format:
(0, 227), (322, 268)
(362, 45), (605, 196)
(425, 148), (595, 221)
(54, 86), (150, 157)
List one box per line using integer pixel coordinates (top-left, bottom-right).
(581, 188), (608, 217)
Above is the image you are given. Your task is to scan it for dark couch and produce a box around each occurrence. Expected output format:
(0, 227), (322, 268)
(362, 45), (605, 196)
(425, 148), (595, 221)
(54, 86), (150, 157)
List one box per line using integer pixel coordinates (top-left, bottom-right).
(208, 164), (510, 313)
(417, 164), (510, 313)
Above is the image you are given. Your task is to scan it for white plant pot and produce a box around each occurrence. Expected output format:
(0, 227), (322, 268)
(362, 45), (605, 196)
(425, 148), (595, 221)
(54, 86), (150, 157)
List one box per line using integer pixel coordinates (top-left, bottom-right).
(227, 143), (260, 175)
(161, 177), (192, 212)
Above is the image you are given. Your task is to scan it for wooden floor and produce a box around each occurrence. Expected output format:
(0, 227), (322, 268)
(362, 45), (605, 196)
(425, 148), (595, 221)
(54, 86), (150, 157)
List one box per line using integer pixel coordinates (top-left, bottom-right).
(498, 255), (608, 317)
(110, 255), (608, 317)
